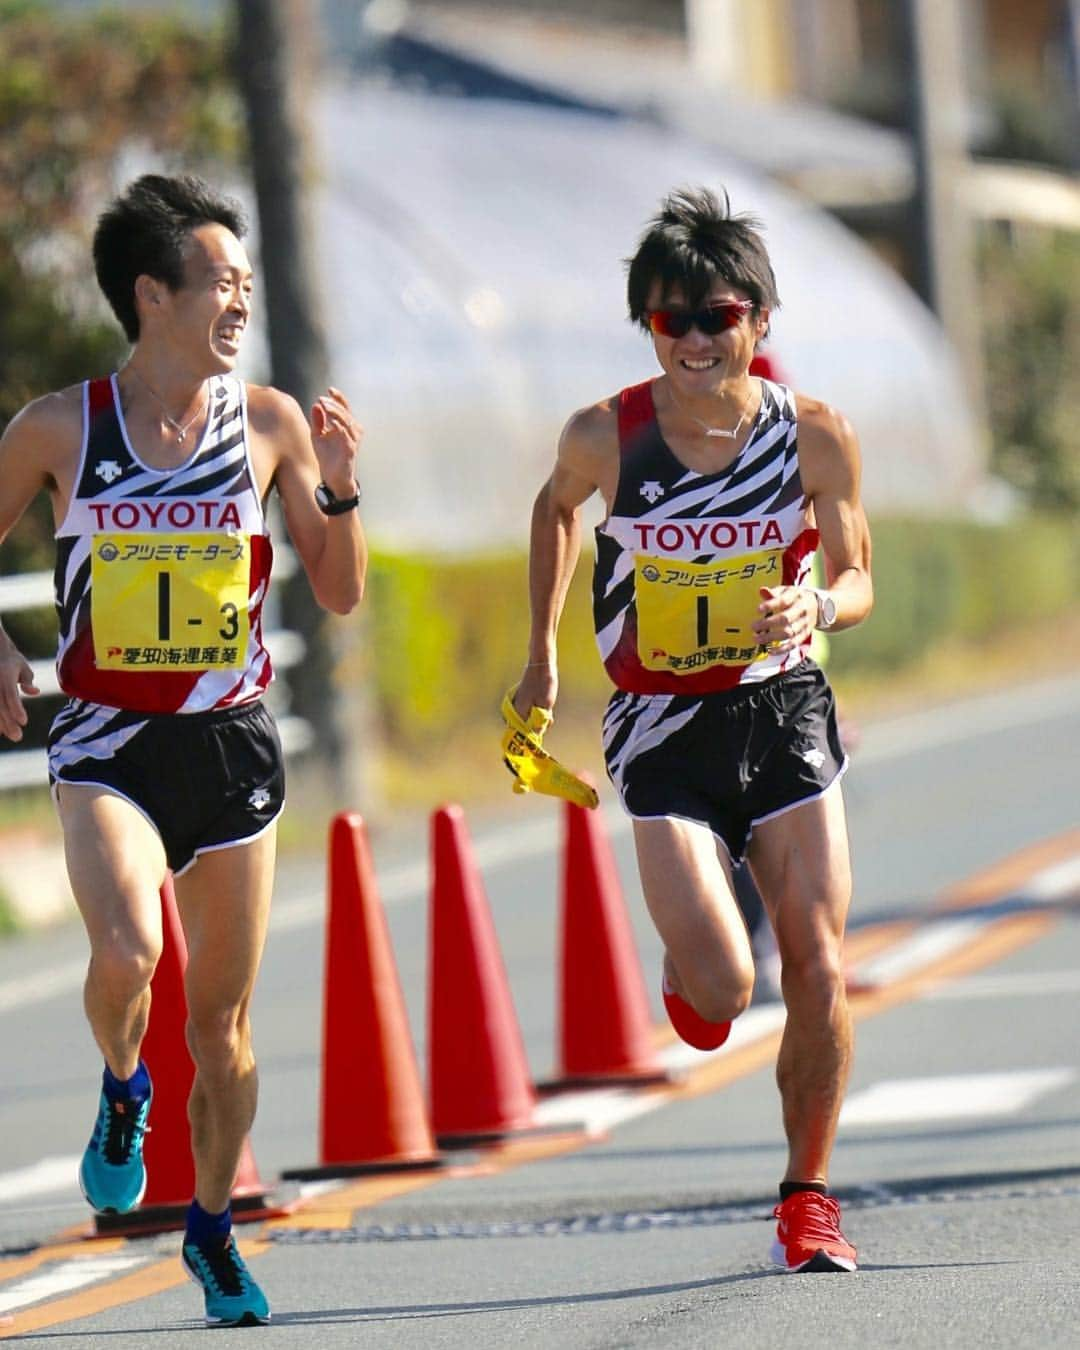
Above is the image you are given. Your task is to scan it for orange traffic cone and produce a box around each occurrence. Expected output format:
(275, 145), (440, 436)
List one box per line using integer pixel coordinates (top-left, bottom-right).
(429, 805), (572, 1147)
(282, 813), (443, 1180)
(93, 874), (282, 1236)
(540, 800), (670, 1092)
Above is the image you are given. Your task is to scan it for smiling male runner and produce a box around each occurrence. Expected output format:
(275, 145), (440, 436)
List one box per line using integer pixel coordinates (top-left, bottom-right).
(0, 174), (367, 1324)
(511, 186), (872, 1272)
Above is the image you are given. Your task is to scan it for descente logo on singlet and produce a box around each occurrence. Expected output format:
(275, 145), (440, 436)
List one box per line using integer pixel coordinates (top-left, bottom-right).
(631, 518), (785, 553)
(86, 500), (243, 530)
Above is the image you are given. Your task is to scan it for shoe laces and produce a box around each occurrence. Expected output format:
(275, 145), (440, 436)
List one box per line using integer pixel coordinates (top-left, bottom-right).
(774, 1192), (843, 1241)
(102, 1097), (149, 1165)
(191, 1235), (248, 1297)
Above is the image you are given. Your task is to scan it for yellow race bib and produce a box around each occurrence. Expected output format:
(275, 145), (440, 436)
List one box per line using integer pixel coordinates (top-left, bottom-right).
(634, 547), (782, 673)
(90, 532), (250, 671)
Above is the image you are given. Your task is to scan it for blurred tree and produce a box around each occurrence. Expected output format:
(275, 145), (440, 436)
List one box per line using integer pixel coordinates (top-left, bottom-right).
(980, 225), (1080, 511)
(0, 0), (240, 570)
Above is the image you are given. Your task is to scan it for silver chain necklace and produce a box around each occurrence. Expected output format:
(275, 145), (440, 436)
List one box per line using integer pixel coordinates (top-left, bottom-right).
(126, 366), (208, 443)
(669, 387), (754, 440)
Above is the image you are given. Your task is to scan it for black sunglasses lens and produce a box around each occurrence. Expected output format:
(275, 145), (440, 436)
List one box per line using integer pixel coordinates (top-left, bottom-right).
(698, 305), (745, 334)
(650, 312), (690, 338)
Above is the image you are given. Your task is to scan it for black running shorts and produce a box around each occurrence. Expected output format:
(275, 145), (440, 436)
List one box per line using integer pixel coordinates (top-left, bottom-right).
(601, 660), (846, 862)
(48, 699), (285, 875)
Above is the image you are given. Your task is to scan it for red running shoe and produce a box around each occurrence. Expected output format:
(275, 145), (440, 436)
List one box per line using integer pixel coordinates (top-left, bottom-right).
(771, 1192), (857, 1272)
(661, 974), (732, 1051)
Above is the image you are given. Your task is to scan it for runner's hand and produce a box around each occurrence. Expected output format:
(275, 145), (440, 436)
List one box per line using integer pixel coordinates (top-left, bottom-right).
(513, 661), (558, 722)
(501, 686), (598, 810)
(0, 633), (39, 741)
(752, 585), (818, 653)
(309, 386), (362, 497)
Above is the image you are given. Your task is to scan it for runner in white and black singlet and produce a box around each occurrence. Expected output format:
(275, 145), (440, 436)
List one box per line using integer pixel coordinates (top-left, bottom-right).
(0, 175), (368, 1326)
(511, 187), (873, 1275)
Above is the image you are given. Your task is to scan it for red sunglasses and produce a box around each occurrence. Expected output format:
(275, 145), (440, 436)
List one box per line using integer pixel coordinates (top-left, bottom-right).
(647, 300), (754, 339)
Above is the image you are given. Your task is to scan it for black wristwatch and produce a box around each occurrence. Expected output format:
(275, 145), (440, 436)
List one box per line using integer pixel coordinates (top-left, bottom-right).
(314, 480), (361, 516)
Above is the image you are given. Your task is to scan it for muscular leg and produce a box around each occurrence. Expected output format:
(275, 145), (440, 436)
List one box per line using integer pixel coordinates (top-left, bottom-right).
(633, 816), (755, 1024)
(748, 782), (853, 1185)
(56, 786), (167, 1079)
(173, 827), (276, 1214)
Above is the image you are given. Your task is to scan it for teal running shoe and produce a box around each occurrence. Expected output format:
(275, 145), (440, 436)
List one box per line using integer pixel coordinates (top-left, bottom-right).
(182, 1235), (271, 1326)
(78, 1085), (152, 1214)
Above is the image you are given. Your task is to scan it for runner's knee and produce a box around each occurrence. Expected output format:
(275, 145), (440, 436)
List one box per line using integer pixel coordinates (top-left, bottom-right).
(679, 958), (755, 1023)
(184, 1005), (252, 1075)
(779, 946), (844, 1012)
(88, 934), (160, 1000)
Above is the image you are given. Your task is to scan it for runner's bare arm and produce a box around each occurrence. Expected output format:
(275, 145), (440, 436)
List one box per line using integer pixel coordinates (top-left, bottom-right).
(514, 403), (617, 717)
(249, 384), (367, 615)
(753, 397), (872, 650)
(0, 395), (78, 739)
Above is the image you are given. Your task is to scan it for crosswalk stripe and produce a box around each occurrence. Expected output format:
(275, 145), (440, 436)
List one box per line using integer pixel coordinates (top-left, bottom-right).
(0, 1253), (147, 1315)
(839, 1068), (1076, 1126)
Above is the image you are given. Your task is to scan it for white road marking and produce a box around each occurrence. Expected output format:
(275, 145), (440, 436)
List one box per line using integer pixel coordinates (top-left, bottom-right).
(0, 1252), (147, 1314)
(856, 675), (1080, 766)
(0, 1156), (79, 1204)
(532, 1087), (664, 1137)
(839, 1068), (1076, 1127)
(849, 916), (985, 986)
(533, 1005), (790, 1136)
(925, 968), (1080, 999)
(1022, 856), (1080, 903)
(0, 959), (87, 1015)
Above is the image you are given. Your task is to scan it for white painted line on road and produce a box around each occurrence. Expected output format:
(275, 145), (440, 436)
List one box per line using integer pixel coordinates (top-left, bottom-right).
(1022, 856), (1080, 903)
(533, 1005), (790, 1137)
(0, 1156), (78, 1204)
(532, 1086), (664, 1136)
(839, 1068), (1076, 1127)
(924, 968), (1080, 1000)
(0, 1252), (147, 1314)
(660, 1003), (788, 1076)
(851, 916), (985, 986)
(856, 674), (1080, 766)
(0, 959), (86, 1015)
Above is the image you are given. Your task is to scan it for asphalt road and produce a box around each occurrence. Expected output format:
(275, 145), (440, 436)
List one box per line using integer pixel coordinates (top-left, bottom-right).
(1, 674), (1079, 1346)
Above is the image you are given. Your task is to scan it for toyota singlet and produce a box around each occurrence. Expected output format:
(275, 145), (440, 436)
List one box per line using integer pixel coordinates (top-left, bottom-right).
(592, 377), (819, 694)
(53, 373), (273, 714)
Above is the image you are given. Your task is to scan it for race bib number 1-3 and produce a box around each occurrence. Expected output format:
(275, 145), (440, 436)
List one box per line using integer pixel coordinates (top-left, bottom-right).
(634, 547), (782, 674)
(91, 532), (250, 670)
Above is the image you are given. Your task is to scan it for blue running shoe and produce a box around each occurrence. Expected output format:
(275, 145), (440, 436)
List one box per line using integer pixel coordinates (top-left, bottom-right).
(78, 1085), (152, 1214)
(182, 1235), (271, 1326)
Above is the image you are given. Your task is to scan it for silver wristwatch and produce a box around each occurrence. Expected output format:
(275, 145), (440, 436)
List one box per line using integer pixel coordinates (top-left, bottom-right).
(808, 587), (837, 630)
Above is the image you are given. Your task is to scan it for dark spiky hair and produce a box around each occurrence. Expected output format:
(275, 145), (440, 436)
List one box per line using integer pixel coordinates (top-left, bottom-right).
(626, 186), (780, 332)
(93, 174), (247, 342)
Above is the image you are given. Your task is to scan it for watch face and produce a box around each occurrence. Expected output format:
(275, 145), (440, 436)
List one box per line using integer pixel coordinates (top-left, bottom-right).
(315, 484), (331, 508)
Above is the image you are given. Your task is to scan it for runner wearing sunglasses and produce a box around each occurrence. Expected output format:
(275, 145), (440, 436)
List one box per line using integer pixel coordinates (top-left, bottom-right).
(511, 186), (872, 1273)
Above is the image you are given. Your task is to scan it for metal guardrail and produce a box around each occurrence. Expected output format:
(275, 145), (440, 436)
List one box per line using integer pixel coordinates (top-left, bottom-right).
(0, 561), (309, 791)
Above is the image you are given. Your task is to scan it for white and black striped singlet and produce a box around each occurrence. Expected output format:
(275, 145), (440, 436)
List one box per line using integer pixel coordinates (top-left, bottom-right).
(53, 373), (274, 715)
(592, 377), (819, 695)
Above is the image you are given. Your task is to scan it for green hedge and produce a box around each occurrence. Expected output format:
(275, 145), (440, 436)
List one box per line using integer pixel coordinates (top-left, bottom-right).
(826, 514), (1080, 677)
(366, 514), (1080, 749)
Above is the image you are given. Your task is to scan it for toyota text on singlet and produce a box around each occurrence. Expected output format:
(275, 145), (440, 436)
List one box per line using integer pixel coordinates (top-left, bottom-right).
(592, 378), (818, 694)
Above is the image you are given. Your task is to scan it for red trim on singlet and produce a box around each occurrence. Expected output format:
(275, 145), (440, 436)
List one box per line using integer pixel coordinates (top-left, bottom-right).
(87, 376), (113, 418)
(749, 351), (787, 384)
(616, 381), (656, 451)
